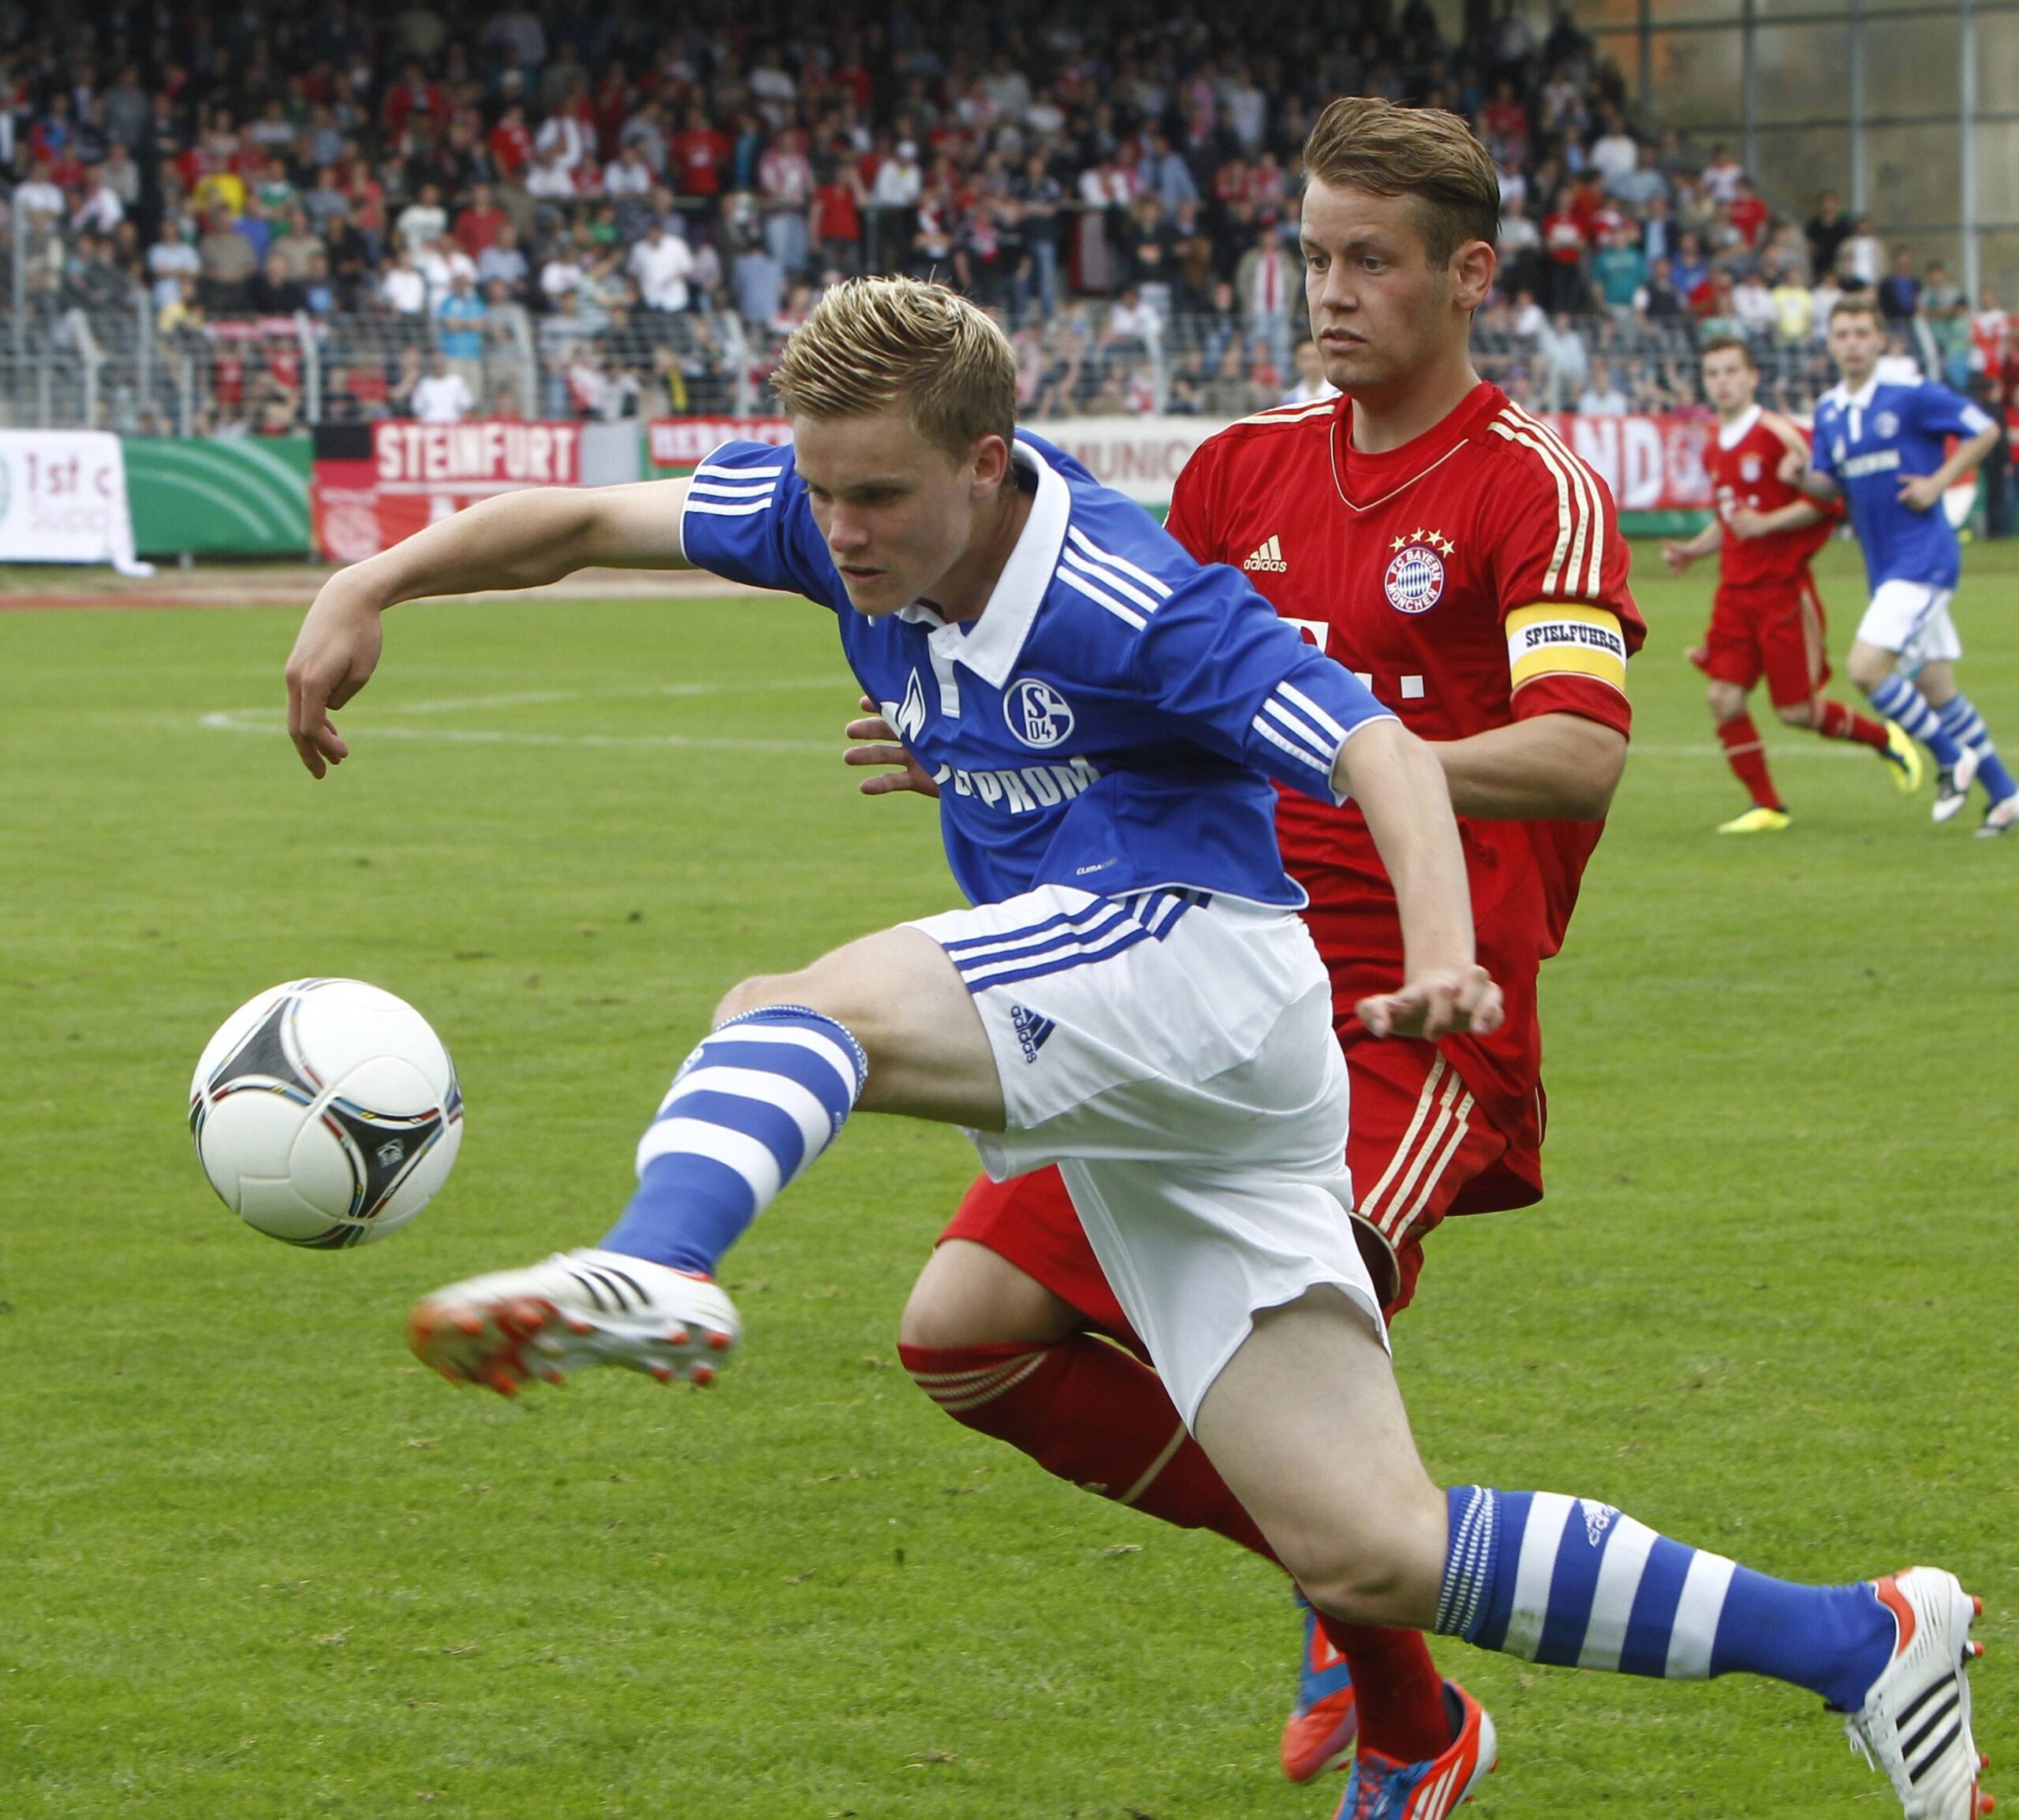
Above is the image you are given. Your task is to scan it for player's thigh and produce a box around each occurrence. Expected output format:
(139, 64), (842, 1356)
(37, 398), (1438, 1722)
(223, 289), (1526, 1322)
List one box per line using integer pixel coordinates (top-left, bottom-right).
(1853, 580), (1960, 677)
(1758, 586), (1831, 713)
(901, 1237), (1088, 1349)
(1192, 1283), (1446, 1624)
(1693, 591), (1767, 710)
(1345, 1038), (1508, 1317)
(933, 1166), (1144, 1347)
(715, 925), (1002, 1127)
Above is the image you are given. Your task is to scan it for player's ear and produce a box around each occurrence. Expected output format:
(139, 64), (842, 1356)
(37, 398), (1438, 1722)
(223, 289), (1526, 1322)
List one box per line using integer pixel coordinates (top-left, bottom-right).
(1451, 239), (1495, 312)
(969, 432), (1012, 495)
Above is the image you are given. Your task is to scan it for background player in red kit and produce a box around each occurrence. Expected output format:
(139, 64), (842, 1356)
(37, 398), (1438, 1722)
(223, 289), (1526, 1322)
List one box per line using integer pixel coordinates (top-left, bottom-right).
(848, 100), (1642, 1812)
(1663, 336), (1919, 832)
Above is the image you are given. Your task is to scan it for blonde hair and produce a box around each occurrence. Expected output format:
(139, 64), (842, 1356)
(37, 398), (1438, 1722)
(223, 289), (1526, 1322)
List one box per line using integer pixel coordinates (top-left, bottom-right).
(1302, 97), (1501, 269)
(771, 276), (1017, 460)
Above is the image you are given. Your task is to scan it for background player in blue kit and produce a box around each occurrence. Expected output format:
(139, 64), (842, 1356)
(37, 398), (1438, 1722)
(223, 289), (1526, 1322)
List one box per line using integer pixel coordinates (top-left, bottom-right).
(284, 278), (1990, 1820)
(1780, 294), (2016, 835)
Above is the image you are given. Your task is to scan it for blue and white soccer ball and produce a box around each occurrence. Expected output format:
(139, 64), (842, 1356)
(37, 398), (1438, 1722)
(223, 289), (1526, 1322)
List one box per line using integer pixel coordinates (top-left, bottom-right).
(189, 979), (463, 1248)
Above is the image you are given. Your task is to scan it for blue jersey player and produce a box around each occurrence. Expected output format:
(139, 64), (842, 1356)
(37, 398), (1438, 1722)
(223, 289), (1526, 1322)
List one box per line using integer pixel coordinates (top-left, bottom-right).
(285, 279), (1988, 1818)
(1789, 294), (2014, 834)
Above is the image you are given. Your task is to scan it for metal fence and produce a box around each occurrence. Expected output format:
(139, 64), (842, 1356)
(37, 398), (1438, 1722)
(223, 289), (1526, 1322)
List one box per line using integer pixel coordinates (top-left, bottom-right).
(2, 206), (1864, 435)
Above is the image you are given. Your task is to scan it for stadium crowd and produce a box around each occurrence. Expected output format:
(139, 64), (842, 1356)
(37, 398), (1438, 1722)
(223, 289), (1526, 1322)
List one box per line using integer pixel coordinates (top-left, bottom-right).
(2, 0), (2013, 434)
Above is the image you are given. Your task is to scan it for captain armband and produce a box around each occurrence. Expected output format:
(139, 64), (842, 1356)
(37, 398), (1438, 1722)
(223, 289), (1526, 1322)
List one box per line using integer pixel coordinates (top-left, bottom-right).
(1504, 603), (1629, 696)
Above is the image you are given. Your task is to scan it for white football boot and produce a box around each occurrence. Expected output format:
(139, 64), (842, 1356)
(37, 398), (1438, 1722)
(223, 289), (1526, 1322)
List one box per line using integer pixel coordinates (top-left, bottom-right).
(408, 1248), (740, 1396)
(1976, 794), (2017, 838)
(1845, 1568), (1991, 1818)
(1932, 748), (1982, 824)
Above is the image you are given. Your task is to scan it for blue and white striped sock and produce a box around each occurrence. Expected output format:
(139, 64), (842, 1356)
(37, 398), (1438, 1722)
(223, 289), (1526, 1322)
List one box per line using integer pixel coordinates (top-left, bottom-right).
(1869, 674), (1964, 766)
(599, 1005), (867, 1276)
(1435, 1486), (1895, 1710)
(1937, 693), (2018, 802)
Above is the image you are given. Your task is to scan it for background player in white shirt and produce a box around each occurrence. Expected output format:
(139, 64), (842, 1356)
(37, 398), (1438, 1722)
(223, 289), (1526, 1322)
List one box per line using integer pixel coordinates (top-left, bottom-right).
(407, 353), (473, 425)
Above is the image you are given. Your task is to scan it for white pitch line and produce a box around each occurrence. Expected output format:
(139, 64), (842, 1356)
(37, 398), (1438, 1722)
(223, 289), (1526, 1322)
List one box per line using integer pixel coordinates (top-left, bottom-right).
(1629, 744), (1869, 761)
(389, 676), (850, 715)
(200, 673), (856, 752)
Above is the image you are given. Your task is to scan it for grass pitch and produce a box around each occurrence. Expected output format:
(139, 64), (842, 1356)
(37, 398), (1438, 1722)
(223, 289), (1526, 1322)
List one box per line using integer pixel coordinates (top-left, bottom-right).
(2, 538), (2014, 1819)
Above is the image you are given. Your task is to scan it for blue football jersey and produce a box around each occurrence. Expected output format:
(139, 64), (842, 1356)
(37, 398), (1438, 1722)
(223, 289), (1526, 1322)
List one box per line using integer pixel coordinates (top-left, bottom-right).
(1811, 376), (1994, 590)
(678, 431), (1395, 908)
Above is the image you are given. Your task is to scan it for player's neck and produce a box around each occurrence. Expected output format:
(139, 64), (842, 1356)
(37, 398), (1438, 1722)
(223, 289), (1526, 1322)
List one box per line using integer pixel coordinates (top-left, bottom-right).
(1345, 348), (1483, 455)
(927, 479), (1036, 625)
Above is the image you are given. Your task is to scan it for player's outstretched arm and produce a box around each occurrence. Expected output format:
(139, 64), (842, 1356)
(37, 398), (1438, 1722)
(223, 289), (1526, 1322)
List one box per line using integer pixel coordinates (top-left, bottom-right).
(1331, 719), (1503, 1041)
(1433, 714), (1627, 821)
(285, 480), (696, 777)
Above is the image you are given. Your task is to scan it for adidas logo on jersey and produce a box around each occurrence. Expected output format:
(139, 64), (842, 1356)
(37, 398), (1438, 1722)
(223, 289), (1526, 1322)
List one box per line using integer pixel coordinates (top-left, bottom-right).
(1009, 1004), (1056, 1063)
(1242, 535), (1288, 572)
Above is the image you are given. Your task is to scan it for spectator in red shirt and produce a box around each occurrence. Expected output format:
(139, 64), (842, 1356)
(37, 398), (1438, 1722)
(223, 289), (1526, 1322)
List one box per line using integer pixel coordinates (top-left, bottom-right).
(380, 63), (445, 147)
(1480, 78), (1528, 159)
(488, 103), (533, 179)
(811, 154), (866, 277)
(454, 182), (508, 258)
(1726, 176), (1769, 249)
(672, 106), (728, 208)
(1542, 187), (1588, 312)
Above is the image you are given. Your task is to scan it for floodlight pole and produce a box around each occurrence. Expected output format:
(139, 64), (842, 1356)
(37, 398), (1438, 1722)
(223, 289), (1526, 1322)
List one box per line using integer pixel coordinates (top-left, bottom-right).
(1960, 0), (1980, 300)
(1849, 0), (1868, 220)
(1740, 0), (1759, 185)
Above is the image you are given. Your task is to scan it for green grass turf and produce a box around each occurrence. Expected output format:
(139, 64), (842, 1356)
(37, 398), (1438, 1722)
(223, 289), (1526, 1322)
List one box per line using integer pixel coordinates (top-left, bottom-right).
(2, 538), (2015, 1819)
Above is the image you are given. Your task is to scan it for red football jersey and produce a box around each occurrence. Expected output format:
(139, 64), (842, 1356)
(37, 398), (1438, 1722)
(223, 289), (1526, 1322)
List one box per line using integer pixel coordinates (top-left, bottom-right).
(1704, 405), (1836, 591)
(1166, 382), (1644, 1211)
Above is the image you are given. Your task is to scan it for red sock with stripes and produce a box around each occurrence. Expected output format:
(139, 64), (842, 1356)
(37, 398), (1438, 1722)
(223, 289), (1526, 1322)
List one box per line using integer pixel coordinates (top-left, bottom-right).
(1716, 714), (1783, 810)
(898, 1338), (1278, 1561)
(1811, 698), (1890, 749)
(1318, 1613), (1454, 1764)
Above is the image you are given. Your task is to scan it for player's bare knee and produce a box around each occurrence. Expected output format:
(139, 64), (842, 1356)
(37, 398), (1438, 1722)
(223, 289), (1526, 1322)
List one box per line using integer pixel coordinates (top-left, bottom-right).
(711, 971), (808, 1025)
(1847, 650), (1894, 693)
(899, 1241), (1083, 1350)
(1776, 701), (1818, 728)
(1706, 682), (1745, 723)
(1286, 1530), (1438, 1628)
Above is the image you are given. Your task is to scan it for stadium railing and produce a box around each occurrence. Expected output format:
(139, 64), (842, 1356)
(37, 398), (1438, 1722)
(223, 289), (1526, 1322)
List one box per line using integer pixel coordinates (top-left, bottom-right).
(1, 267), (1842, 434)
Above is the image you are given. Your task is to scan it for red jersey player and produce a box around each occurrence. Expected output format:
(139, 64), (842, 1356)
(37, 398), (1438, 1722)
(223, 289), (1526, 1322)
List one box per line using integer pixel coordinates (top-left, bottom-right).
(1663, 336), (1919, 831)
(849, 102), (1640, 1814)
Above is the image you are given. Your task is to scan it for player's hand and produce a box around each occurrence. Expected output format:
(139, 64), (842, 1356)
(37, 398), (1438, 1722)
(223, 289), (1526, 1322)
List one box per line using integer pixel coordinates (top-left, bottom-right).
(1776, 445), (1809, 486)
(1897, 472), (1946, 513)
(1727, 506), (1771, 540)
(285, 579), (384, 777)
(1660, 540), (1692, 576)
(843, 696), (939, 798)
(1354, 967), (1504, 1041)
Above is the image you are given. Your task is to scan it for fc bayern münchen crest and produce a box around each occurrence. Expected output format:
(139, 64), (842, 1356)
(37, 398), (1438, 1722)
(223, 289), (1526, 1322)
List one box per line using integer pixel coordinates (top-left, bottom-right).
(1006, 677), (1075, 748)
(1383, 541), (1446, 614)
(1740, 453), (1762, 482)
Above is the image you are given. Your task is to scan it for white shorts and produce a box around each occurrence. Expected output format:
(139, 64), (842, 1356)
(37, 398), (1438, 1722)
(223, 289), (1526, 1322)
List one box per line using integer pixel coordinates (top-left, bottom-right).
(906, 883), (1386, 1427)
(1857, 580), (1962, 668)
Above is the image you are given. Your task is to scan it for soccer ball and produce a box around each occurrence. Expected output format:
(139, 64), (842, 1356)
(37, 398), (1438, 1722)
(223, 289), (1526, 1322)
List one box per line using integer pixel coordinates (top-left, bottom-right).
(190, 978), (464, 1248)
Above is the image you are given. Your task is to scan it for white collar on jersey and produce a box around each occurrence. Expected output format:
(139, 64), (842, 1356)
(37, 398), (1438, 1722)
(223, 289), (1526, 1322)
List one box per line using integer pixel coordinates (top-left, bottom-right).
(895, 439), (1069, 688)
(1823, 374), (1883, 412)
(1716, 403), (1763, 450)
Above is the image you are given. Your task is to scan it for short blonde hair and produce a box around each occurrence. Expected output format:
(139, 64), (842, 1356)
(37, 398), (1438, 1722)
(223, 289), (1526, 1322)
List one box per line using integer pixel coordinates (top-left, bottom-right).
(1302, 98), (1501, 268)
(771, 276), (1017, 461)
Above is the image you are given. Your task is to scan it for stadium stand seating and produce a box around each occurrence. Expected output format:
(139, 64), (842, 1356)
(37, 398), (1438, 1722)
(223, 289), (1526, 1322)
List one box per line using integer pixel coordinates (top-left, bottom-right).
(0, 2), (2002, 434)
